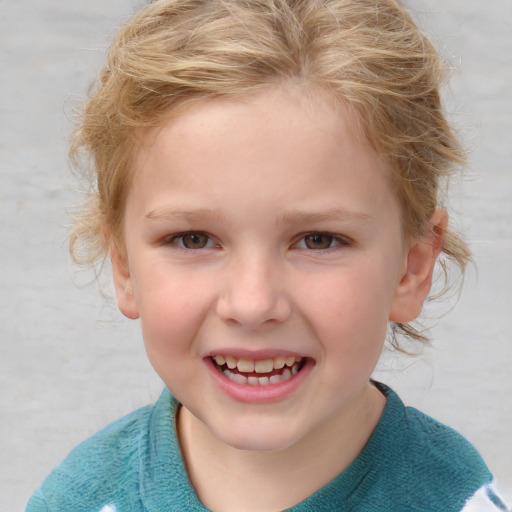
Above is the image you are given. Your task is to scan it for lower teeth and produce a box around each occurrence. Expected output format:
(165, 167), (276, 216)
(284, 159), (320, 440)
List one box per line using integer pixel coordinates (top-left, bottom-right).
(221, 364), (300, 386)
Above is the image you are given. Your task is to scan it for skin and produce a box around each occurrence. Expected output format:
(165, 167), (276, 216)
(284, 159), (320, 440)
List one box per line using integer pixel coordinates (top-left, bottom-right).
(111, 87), (446, 511)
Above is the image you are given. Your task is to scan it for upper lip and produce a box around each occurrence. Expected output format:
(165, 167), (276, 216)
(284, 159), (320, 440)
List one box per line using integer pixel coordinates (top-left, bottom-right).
(204, 349), (310, 360)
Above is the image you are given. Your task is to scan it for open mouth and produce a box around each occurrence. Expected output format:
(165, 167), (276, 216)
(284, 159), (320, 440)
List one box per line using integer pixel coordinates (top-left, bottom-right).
(210, 355), (306, 386)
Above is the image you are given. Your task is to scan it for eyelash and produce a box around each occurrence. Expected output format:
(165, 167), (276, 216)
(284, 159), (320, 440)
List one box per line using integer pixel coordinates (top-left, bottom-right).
(294, 232), (352, 252)
(165, 231), (351, 253)
(167, 231), (217, 250)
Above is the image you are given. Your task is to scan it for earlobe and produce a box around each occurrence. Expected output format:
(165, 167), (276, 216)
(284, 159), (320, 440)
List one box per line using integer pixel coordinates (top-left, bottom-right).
(110, 243), (140, 320)
(389, 209), (447, 323)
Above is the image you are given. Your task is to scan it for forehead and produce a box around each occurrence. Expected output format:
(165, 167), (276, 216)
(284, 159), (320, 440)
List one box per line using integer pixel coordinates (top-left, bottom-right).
(135, 87), (383, 180)
(127, 87), (399, 227)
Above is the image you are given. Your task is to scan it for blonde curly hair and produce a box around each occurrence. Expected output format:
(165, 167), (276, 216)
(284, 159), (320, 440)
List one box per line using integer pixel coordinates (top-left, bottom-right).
(70, 0), (470, 347)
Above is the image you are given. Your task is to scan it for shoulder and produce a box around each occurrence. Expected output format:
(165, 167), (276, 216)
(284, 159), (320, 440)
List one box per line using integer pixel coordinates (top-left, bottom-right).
(401, 402), (489, 473)
(366, 383), (498, 511)
(50, 400), (154, 476)
(27, 391), (172, 512)
(377, 383), (491, 476)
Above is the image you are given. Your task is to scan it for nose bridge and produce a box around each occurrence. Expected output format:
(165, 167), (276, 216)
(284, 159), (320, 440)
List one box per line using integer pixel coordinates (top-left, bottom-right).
(216, 247), (291, 328)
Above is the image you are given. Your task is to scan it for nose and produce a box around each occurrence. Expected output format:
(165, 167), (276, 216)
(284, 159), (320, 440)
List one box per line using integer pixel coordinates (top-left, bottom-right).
(215, 252), (292, 330)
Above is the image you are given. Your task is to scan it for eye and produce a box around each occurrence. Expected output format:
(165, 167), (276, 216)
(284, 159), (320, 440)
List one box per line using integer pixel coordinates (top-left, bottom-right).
(303, 233), (335, 250)
(171, 232), (214, 249)
(296, 232), (349, 251)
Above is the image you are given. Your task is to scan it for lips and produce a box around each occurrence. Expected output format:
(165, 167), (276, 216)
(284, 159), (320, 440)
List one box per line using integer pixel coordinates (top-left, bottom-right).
(211, 354), (304, 386)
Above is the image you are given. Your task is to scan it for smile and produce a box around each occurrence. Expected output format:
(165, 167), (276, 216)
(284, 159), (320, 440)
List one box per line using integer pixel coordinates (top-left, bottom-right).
(211, 355), (304, 386)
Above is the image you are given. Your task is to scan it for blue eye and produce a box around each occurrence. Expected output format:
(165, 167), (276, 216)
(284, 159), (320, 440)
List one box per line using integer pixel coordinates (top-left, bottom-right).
(172, 232), (213, 249)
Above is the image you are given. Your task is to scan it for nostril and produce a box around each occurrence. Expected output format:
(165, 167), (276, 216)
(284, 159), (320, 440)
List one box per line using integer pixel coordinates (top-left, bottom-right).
(216, 292), (292, 329)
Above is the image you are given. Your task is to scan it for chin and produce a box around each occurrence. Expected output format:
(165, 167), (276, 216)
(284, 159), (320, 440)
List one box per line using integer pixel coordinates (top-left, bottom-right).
(226, 436), (297, 453)
(214, 420), (305, 453)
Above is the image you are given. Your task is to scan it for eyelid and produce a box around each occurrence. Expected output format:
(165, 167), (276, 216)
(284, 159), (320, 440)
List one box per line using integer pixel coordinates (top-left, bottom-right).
(294, 232), (352, 251)
(160, 230), (352, 252)
(166, 231), (218, 250)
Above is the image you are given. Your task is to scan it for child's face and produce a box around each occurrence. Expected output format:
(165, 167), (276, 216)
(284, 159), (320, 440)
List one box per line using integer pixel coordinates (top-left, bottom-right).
(113, 88), (414, 452)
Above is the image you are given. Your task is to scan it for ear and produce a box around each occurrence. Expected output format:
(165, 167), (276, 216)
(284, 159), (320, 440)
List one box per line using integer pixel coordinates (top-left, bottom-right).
(389, 208), (447, 323)
(110, 242), (140, 320)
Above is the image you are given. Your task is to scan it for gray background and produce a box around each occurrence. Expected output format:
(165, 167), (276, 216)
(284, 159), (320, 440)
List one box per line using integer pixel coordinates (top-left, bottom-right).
(1, 1), (511, 510)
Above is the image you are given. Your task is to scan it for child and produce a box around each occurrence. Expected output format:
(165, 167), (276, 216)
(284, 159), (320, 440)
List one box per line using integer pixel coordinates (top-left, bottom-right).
(26, 0), (509, 511)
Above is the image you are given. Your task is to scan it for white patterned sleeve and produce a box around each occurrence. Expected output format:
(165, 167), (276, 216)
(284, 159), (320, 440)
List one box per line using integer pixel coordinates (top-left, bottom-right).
(461, 483), (510, 512)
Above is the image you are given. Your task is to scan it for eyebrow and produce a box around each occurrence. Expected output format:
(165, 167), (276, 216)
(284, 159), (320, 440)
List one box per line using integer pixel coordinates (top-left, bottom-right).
(144, 207), (373, 226)
(279, 208), (373, 226)
(144, 207), (226, 223)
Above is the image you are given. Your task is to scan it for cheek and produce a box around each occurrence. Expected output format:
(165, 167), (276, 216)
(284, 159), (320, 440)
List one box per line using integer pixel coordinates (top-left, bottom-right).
(299, 265), (394, 333)
(136, 273), (209, 392)
(133, 267), (210, 353)
(295, 263), (396, 378)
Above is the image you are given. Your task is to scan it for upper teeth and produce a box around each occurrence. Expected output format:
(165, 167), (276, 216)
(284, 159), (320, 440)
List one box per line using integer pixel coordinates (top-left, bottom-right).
(213, 355), (301, 373)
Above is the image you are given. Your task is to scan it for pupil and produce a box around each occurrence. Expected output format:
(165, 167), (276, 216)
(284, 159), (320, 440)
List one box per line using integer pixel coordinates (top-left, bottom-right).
(183, 233), (207, 249)
(306, 233), (332, 249)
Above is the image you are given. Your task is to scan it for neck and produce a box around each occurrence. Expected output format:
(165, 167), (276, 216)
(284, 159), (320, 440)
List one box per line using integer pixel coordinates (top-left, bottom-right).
(177, 382), (385, 512)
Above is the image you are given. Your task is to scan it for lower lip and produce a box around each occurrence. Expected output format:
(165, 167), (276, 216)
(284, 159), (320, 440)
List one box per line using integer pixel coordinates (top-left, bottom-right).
(205, 357), (314, 404)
